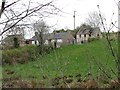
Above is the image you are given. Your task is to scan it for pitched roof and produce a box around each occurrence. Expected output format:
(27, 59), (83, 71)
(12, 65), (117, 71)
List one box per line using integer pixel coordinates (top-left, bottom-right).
(54, 32), (69, 39)
(44, 33), (54, 40)
(92, 27), (101, 34)
(29, 33), (54, 41)
(29, 36), (37, 41)
(2, 34), (25, 42)
(29, 32), (75, 41)
(77, 28), (92, 35)
(77, 27), (101, 35)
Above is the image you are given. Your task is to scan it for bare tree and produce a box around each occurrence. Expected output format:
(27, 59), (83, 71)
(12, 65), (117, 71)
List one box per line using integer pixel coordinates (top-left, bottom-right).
(97, 4), (120, 83)
(86, 11), (105, 28)
(33, 20), (49, 54)
(5, 25), (24, 35)
(0, 0), (6, 18)
(0, 0), (60, 37)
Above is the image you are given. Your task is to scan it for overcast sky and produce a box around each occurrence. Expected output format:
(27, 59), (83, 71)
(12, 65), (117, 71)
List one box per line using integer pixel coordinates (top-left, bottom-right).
(28, 0), (119, 38)
(0, 0), (119, 39)
(44, 0), (118, 32)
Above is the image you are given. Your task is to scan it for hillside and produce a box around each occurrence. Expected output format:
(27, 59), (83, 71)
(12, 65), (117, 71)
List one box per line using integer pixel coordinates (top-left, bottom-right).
(2, 40), (118, 88)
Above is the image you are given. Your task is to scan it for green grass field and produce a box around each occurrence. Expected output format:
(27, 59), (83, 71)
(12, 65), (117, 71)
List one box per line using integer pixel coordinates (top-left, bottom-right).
(2, 40), (118, 81)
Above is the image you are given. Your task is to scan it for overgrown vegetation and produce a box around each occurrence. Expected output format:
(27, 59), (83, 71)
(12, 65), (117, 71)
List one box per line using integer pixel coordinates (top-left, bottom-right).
(2, 40), (119, 88)
(2, 45), (53, 65)
(88, 37), (99, 42)
(2, 45), (39, 65)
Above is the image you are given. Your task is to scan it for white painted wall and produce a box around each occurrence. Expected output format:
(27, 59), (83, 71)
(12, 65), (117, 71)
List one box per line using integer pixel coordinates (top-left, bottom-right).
(44, 40), (49, 45)
(76, 35), (80, 43)
(57, 39), (63, 43)
(32, 40), (39, 45)
(76, 34), (91, 44)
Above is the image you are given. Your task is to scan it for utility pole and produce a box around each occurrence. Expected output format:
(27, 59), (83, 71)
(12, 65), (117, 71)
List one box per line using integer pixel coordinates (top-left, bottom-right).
(73, 11), (76, 30)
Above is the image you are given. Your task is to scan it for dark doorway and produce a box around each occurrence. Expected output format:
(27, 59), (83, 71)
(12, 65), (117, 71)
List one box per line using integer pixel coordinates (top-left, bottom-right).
(81, 41), (83, 44)
(25, 40), (29, 44)
(13, 37), (19, 48)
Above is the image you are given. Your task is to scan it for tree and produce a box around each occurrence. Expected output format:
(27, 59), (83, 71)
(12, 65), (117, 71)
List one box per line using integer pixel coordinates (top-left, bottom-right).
(33, 20), (49, 54)
(10, 26), (24, 48)
(78, 24), (93, 30)
(6, 25), (24, 35)
(53, 29), (65, 33)
(0, 0), (6, 18)
(97, 5), (120, 83)
(0, 0), (60, 37)
(86, 11), (105, 28)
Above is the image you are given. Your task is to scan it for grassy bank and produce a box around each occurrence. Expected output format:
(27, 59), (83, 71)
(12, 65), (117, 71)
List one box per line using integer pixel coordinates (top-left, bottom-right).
(2, 45), (40, 65)
(2, 40), (117, 82)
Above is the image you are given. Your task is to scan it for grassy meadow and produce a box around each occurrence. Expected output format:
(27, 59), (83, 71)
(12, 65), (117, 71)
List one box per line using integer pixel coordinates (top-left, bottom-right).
(2, 39), (118, 82)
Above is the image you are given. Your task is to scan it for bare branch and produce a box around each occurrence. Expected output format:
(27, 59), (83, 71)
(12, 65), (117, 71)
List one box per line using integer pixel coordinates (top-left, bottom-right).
(0, 0), (6, 18)
(4, 0), (20, 9)
(0, 0), (59, 36)
(98, 4), (120, 82)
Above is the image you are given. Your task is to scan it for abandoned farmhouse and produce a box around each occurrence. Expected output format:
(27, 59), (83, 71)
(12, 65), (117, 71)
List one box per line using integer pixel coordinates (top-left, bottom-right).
(1, 25), (102, 49)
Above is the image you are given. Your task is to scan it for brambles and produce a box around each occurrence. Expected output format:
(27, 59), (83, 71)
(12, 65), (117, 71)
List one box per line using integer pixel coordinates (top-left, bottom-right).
(2, 45), (53, 65)
(2, 73), (119, 88)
